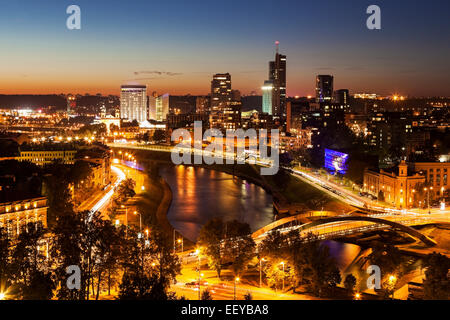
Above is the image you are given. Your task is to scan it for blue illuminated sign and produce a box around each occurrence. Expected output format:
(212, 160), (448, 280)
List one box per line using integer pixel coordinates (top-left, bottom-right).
(324, 149), (349, 174)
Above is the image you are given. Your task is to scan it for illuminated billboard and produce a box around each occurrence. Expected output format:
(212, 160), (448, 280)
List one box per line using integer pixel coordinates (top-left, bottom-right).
(324, 149), (349, 175)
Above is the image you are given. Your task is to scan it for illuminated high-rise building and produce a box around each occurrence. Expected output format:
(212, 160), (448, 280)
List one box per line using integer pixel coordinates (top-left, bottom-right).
(262, 80), (273, 115)
(149, 93), (169, 122)
(210, 73), (234, 129)
(67, 94), (76, 117)
(315, 75), (334, 103)
(334, 89), (349, 105)
(196, 96), (210, 114)
(269, 41), (286, 116)
(120, 85), (147, 123)
(211, 73), (232, 110)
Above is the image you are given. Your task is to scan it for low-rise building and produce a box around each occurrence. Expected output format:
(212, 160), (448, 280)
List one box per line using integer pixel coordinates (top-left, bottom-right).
(0, 197), (48, 238)
(364, 161), (425, 208)
(18, 149), (77, 165)
(412, 162), (450, 197)
(363, 160), (450, 208)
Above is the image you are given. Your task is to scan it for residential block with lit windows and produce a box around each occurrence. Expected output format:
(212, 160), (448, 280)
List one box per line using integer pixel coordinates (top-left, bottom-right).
(18, 150), (77, 165)
(0, 197), (48, 238)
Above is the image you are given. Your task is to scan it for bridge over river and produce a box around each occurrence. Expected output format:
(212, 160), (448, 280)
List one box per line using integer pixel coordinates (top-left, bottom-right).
(252, 212), (438, 246)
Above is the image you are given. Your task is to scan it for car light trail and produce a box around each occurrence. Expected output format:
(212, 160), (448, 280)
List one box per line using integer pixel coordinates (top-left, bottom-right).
(89, 165), (126, 216)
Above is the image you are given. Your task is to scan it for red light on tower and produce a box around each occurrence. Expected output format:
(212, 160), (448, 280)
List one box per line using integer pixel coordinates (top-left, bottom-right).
(275, 41), (280, 54)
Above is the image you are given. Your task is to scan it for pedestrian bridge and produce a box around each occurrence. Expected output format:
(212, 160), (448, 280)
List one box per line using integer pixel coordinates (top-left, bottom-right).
(252, 214), (437, 247)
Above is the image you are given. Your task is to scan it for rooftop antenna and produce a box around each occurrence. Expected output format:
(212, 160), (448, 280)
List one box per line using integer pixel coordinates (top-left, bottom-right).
(275, 41), (280, 54)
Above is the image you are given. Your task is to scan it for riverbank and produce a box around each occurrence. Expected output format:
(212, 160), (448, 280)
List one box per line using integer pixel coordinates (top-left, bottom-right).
(121, 159), (196, 248)
(115, 147), (352, 213)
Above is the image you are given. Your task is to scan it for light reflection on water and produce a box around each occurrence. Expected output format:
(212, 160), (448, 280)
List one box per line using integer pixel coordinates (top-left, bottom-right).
(160, 165), (275, 242)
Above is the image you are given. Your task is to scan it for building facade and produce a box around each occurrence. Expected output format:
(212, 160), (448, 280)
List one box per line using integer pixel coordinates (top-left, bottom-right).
(0, 197), (48, 238)
(262, 80), (274, 115)
(269, 44), (286, 116)
(210, 73), (241, 130)
(120, 85), (148, 123)
(149, 93), (169, 122)
(363, 160), (450, 208)
(412, 162), (450, 198)
(196, 96), (210, 114)
(211, 73), (232, 110)
(18, 150), (77, 165)
(315, 75), (334, 103)
(364, 161), (425, 208)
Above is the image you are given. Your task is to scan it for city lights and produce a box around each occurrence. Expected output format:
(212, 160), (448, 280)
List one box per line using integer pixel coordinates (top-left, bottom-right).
(0, 0), (448, 308)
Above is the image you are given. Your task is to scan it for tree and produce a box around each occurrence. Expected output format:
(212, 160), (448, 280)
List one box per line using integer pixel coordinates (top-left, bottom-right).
(258, 230), (293, 291)
(118, 228), (180, 300)
(222, 220), (255, 277)
(152, 130), (166, 143)
(201, 288), (213, 300)
(114, 179), (136, 205)
(422, 253), (450, 300)
(118, 273), (168, 300)
(51, 210), (121, 300)
(198, 218), (225, 278)
(42, 163), (74, 226)
(10, 223), (55, 300)
(344, 274), (357, 293)
(0, 227), (12, 296)
(291, 238), (342, 297)
(368, 243), (405, 276)
(244, 292), (253, 300)
(69, 160), (93, 184)
(90, 219), (124, 299)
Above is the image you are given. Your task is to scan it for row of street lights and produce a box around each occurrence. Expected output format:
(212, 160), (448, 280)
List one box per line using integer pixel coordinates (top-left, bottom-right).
(195, 248), (240, 300)
(259, 257), (287, 290)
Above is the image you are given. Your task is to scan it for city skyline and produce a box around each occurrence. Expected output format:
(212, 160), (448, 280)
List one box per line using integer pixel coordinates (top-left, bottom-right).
(0, 0), (449, 97)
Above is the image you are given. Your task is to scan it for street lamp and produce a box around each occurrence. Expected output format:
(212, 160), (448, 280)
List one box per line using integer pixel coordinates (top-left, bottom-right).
(196, 248), (202, 300)
(177, 238), (184, 253)
(134, 211), (142, 235)
(259, 257), (266, 288)
(424, 187), (433, 214)
(121, 205), (128, 238)
(234, 277), (240, 300)
(354, 292), (361, 300)
(388, 275), (397, 299)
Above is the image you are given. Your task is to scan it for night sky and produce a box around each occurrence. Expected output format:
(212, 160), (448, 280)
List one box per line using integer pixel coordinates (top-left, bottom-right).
(0, 0), (449, 96)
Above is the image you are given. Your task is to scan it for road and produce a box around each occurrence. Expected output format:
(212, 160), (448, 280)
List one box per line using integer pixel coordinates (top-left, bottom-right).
(172, 254), (317, 300)
(108, 142), (450, 215)
(78, 165), (126, 218)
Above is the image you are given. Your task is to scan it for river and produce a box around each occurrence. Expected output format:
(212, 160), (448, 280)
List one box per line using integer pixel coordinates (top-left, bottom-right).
(160, 165), (275, 242)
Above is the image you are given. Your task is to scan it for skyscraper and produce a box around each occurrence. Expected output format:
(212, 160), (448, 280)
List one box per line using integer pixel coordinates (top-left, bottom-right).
(334, 89), (350, 105)
(315, 75), (334, 103)
(262, 80), (273, 115)
(149, 93), (169, 122)
(269, 42), (286, 116)
(120, 85), (147, 123)
(210, 73), (237, 130)
(67, 94), (76, 117)
(196, 96), (210, 114)
(211, 73), (232, 110)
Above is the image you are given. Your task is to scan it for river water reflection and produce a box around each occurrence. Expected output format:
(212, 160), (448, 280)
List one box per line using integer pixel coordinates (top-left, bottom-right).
(160, 165), (275, 242)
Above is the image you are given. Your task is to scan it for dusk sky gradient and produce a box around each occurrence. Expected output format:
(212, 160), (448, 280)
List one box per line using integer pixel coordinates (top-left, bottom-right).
(0, 0), (449, 96)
